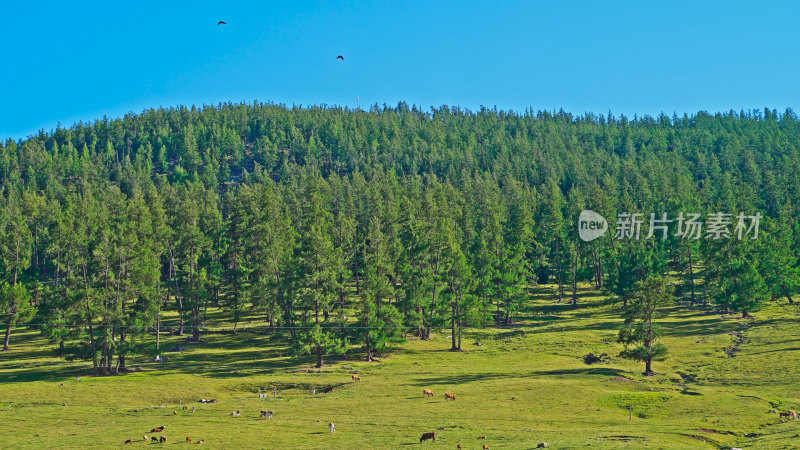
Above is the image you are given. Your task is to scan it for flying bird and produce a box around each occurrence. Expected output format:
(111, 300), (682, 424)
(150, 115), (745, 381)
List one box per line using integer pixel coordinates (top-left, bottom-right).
(217, 21), (227, 26)
(336, 55), (344, 60)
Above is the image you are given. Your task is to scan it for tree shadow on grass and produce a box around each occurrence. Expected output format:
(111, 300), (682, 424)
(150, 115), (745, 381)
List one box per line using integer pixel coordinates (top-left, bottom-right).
(523, 299), (615, 318)
(527, 367), (627, 377)
(662, 318), (734, 338)
(745, 347), (800, 356)
(0, 333), (320, 383)
(0, 346), (56, 366)
(758, 338), (800, 346)
(463, 316), (621, 342)
(410, 367), (628, 385)
(0, 365), (87, 383)
(520, 320), (623, 335)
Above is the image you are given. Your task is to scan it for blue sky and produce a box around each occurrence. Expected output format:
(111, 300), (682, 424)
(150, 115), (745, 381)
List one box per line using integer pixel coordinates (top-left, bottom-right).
(2, 1), (799, 139)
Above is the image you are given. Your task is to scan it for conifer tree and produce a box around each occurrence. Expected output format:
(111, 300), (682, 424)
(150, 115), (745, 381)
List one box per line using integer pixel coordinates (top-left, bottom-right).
(618, 276), (673, 375)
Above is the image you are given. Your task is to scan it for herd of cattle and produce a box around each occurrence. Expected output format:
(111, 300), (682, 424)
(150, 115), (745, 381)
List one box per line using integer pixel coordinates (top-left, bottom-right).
(120, 374), (797, 446)
(119, 375), (470, 446)
(122, 425), (206, 445)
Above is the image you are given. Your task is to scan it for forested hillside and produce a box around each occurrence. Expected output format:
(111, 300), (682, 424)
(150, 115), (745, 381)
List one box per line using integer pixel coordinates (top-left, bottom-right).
(2, 102), (799, 374)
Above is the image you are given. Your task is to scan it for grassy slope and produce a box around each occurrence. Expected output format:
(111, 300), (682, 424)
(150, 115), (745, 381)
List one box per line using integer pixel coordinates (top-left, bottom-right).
(1, 284), (798, 449)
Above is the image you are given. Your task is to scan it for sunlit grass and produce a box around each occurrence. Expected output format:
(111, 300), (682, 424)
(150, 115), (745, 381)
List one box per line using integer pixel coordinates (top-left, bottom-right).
(1, 284), (798, 448)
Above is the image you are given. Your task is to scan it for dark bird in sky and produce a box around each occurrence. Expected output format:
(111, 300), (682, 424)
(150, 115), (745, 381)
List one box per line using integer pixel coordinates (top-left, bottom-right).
(217, 21), (227, 26)
(336, 55), (344, 60)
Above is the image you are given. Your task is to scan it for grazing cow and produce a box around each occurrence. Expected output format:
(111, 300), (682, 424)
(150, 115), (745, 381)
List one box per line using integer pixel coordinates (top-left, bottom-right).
(231, 410), (241, 416)
(173, 410), (177, 415)
(192, 406), (198, 413)
(791, 410), (798, 419)
(143, 435), (148, 441)
(260, 410), (275, 419)
(423, 389), (434, 397)
(537, 443), (550, 448)
(352, 374), (361, 381)
(329, 422), (336, 433)
(150, 426), (165, 433)
(445, 392), (456, 401)
(151, 437), (159, 442)
(483, 445), (490, 450)
(160, 436), (167, 443)
(186, 437), (192, 442)
(197, 440), (205, 444)
(325, 386), (335, 394)
(780, 411), (792, 418)
(420, 432), (437, 443)
(183, 406), (188, 410)
(310, 388), (316, 395)
(457, 444), (462, 449)
(477, 436), (486, 439)
(124, 439), (132, 445)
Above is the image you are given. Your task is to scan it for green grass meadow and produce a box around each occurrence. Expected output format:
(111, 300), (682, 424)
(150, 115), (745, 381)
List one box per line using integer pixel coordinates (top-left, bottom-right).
(2, 284), (799, 449)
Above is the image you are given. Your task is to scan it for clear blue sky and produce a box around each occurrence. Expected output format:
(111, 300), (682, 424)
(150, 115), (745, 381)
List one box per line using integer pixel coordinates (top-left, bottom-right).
(3, 1), (799, 139)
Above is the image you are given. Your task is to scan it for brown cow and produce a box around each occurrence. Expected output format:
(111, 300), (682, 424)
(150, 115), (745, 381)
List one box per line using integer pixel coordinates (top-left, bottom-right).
(186, 437), (192, 442)
(483, 445), (490, 450)
(420, 432), (437, 443)
(160, 436), (167, 443)
(124, 440), (132, 445)
(791, 410), (798, 419)
(423, 389), (434, 397)
(150, 426), (165, 433)
(352, 374), (361, 381)
(445, 392), (456, 401)
(260, 410), (275, 419)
